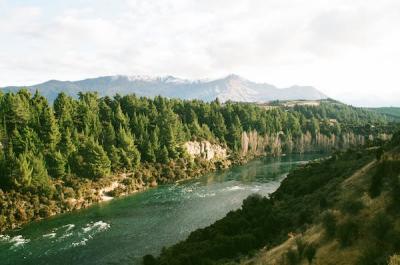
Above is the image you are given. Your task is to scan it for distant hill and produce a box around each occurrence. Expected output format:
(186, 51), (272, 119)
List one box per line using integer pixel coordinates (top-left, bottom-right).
(1, 74), (328, 103)
(370, 107), (400, 121)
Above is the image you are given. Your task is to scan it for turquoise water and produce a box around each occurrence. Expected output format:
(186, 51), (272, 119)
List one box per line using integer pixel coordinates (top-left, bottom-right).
(0, 154), (322, 265)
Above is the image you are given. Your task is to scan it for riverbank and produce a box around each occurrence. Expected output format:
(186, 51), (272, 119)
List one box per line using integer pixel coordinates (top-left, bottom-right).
(0, 150), (237, 233)
(0, 154), (322, 265)
(144, 146), (384, 265)
(0, 144), (326, 234)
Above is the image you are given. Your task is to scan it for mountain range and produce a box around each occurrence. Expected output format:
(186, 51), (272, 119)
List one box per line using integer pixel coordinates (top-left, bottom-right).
(1, 74), (328, 103)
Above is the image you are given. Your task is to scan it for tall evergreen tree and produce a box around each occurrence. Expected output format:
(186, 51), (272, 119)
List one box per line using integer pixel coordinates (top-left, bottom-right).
(13, 152), (33, 188)
(116, 127), (140, 170)
(46, 150), (66, 178)
(72, 138), (111, 179)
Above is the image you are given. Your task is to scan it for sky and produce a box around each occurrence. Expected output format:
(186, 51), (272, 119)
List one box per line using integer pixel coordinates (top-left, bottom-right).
(1, 0), (400, 107)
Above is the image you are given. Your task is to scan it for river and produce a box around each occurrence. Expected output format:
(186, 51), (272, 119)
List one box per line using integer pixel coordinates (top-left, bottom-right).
(0, 154), (322, 265)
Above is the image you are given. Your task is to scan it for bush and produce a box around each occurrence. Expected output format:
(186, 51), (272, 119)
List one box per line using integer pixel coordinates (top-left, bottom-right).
(341, 200), (363, 215)
(143, 255), (157, 265)
(369, 170), (383, 198)
(336, 219), (359, 247)
(304, 244), (317, 264)
(295, 238), (307, 258)
(357, 244), (387, 265)
(376, 147), (384, 160)
(368, 213), (392, 241)
(322, 211), (337, 238)
(285, 249), (299, 265)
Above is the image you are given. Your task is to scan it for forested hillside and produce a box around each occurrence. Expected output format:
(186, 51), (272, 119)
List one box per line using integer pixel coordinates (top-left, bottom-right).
(0, 89), (395, 231)
(370, 107), (400, 121)
(145, 132), (400, 265)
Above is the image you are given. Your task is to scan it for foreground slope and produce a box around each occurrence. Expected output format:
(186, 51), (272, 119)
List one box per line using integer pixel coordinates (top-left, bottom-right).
(144, 134), (400, 265)
(1, 74), (327, 103)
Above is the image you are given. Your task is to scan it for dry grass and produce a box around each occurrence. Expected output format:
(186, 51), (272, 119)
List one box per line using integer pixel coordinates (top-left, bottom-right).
(236, 155), (392, 265)
(389, 255), (400, 265)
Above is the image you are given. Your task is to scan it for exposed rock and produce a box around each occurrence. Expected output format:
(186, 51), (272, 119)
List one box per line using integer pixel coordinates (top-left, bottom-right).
(184, 141), (227, 161)
(98, 181), (120, 202)
(150, 179), (158, 187)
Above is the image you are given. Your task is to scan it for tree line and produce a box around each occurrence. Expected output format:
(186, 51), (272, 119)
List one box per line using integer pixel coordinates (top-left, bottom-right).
(0, 90), (392, 193)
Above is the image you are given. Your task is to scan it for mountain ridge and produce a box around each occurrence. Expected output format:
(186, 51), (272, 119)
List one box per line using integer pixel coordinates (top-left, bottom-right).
(1, 74), (328, 103)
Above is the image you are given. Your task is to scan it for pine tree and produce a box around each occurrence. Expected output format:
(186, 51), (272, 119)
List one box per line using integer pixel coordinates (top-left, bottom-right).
(30, 154), (52, 189)
(11, 128), (26, 155)
(46, 150), (66, 178)
(165, 125), (179, 159)
(54, 92), (75, 130)
(40, 106), (60, 150)
(143, 140), (156, 163)
(210, 112), (227, 142)
(109, 145), (123, 172)
(76, 92), (101, 138)
(116, 127), (140, 171)
(59, 128), (76, 158)
(0, 144), (16, 188)
(72, 138), (111, 179)
(113, 103), (128, 129)
(101, 122), (116, 152)
(2, 92), (30, 131)
(159, 145), (170, 164)
(150, 126), (160, 154)
(99, 99), (113, 123)
(13, 152), (33, 188)
(227, 116), (242, 151)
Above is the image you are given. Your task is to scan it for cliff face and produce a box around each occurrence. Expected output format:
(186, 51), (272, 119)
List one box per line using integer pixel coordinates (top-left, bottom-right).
(184, 141), (227, 161)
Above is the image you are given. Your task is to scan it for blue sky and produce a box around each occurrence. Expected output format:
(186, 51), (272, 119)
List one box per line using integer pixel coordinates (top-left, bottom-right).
(1, 0), (400, 107)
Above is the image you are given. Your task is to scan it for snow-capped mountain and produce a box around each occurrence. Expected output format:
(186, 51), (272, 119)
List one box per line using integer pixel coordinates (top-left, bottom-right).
(1, 74), (328, 103)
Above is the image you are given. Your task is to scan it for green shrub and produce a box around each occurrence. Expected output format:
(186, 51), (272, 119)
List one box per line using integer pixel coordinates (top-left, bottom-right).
(322, 211), (337, 238)
(304, 244), (317, 264)
(368, 213), (392, 241)
(369, 170), (383, 198)
(336, 219), (359, 247)
(357, 244), (387, 265)
(143, 255), (157, 265)
(341, 200), (363, 215)
(285, 249), (299, 265)
(295, 238), (307, 258)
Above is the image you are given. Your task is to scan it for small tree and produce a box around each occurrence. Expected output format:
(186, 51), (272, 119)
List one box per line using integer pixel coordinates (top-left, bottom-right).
(286, 249), (299, 265)
(13, 152), (33, 187)
(322, 211), (337, 238)
(295, 238), (307, 258)
(46, 150), (66, 178)
(337, 219), (359, 247)
(305, 244), (317, 264)
(376, 147), (384, 160)
(159, 145), (170, 164)
(143, 254), (157, 265)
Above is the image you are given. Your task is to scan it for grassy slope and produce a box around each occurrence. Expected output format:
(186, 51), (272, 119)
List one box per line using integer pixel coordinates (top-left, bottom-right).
(146, 133), (400, 265)
(146, 146), (392, 265)
(237, 147), (400, 265)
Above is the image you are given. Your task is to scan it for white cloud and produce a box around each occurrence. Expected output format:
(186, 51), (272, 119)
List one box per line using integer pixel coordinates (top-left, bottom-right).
(0, 0), (399, 106)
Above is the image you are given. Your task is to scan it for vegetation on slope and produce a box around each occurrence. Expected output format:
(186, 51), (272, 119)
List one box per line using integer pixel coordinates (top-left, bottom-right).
(144, 133), (400, 265)
(370, 107), (400, 121)
(0, 89), (395, 232)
